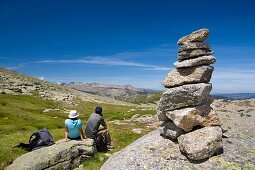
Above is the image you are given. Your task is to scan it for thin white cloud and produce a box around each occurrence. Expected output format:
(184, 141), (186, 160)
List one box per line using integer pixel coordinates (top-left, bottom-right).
(38, 76), (45, 80)
(44, 75), (164, 82)
(108, 45), (176, 59)
(45, 76), (131, 81)
(209, 45), (255, 93)
(213, 69), (255, 79)
(6, 64), (26, 70)
(32, 57), (169, 71)
(213, 83), (255, 94)
(4, 44), (174, 71)
(211, 68), (255, 93)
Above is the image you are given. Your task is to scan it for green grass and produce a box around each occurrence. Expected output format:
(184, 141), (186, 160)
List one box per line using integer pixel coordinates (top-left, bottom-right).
(83, 123), (151, 170)
(123, 92), (162, 104)
(0, 94), (156, 170)
(0, 94), (65, 169)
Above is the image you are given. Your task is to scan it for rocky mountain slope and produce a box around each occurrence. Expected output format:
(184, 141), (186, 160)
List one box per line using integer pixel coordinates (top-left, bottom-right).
(62, 82), (159, 101)
(0, 68), (76, 104)
(0, 68), (139, 106)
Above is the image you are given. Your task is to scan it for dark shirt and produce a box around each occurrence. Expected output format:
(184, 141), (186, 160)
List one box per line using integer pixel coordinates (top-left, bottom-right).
(85, 113), (106, 138)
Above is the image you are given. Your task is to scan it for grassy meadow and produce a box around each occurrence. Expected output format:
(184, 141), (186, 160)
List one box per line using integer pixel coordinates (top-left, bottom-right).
(124, 92), (162, 104)
(0, 94), (156, 170)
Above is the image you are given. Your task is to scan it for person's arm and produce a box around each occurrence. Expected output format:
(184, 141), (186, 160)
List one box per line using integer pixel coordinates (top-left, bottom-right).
(79, 120), (86, 140)
(65, 125), (69, 142)
(99, 118), (107, 130)
(79, 128), (86, 140)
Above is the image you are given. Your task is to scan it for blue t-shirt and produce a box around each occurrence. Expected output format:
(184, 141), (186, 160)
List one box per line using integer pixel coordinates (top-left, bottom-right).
(65, 119), (82, 139)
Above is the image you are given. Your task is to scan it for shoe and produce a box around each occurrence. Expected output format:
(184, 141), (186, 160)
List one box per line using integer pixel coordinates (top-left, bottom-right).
(107, 145), (114, 150)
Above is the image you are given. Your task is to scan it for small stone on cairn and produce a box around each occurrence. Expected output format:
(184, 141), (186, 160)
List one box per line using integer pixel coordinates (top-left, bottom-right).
(157, 28), (222, 160)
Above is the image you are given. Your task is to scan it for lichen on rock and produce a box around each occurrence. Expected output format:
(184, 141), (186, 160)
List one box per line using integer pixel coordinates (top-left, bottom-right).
(178, 126), (223, 160)
(6, 140), (96, 170)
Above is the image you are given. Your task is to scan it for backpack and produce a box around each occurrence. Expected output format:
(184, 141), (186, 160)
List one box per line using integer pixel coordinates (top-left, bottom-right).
(95, 133), (108, 152)
(15, 128), (55, 151)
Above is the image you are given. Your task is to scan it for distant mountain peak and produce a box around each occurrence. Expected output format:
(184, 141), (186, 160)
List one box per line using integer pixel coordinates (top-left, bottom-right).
(62, 82), (158, 100)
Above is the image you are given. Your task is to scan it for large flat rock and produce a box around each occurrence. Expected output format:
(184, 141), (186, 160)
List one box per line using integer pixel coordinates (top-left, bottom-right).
(157, 83), (212, 117)
(174, 55), (216, 68)
(178, 42), (210, 52)
(101, 128), (255, 170)
(178, 49), (214, 61)
(163, 66), (214, 88)
(6, 140), (96, 170)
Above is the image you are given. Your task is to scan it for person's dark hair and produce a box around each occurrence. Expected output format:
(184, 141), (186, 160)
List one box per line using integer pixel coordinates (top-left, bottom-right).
(95, 106), (102, 114)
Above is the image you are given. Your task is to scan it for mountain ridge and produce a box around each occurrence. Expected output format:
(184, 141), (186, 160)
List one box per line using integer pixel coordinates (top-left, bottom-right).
(0, 67), (157, 105)
(62, 82), (160, 92)
(213, 93), (255, 100)
(62, 82), (160, 101)
(1, 67), (255, 104)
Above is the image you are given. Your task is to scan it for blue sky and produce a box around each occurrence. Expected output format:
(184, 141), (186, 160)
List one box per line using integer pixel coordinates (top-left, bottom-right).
(1, 0), (255, 93)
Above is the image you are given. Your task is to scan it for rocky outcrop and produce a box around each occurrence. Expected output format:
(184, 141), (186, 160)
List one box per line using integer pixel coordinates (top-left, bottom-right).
(6, 140), (96, 170)
(1, 89), (16, 94)
(101, 127), (255, 170)
(157, 28), (222, 160)
(0, 68), (76, 103)
(101, 99), (255, 170)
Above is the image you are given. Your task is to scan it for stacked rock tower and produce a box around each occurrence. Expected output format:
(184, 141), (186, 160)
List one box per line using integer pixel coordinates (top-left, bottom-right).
(157, 28), (223, 161)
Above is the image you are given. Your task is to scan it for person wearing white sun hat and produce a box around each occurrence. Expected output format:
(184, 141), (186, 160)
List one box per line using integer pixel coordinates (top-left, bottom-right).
(64, 110), (85, 141)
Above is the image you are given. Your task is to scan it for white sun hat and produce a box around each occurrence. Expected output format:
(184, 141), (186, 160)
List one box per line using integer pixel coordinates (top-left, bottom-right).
(69, 110), (79, 118)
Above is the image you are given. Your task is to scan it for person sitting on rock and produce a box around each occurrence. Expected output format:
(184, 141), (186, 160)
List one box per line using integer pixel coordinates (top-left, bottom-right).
(65, 110), (85, 141)
(85, 106), (114, 149)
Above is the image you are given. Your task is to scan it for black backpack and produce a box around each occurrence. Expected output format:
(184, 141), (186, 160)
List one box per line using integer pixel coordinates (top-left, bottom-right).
(95, 133), (108, 152)
(15, 128), (55, 151)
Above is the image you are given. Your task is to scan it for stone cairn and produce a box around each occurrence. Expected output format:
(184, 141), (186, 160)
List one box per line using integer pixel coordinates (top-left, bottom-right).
(157, 28), (223, 161)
